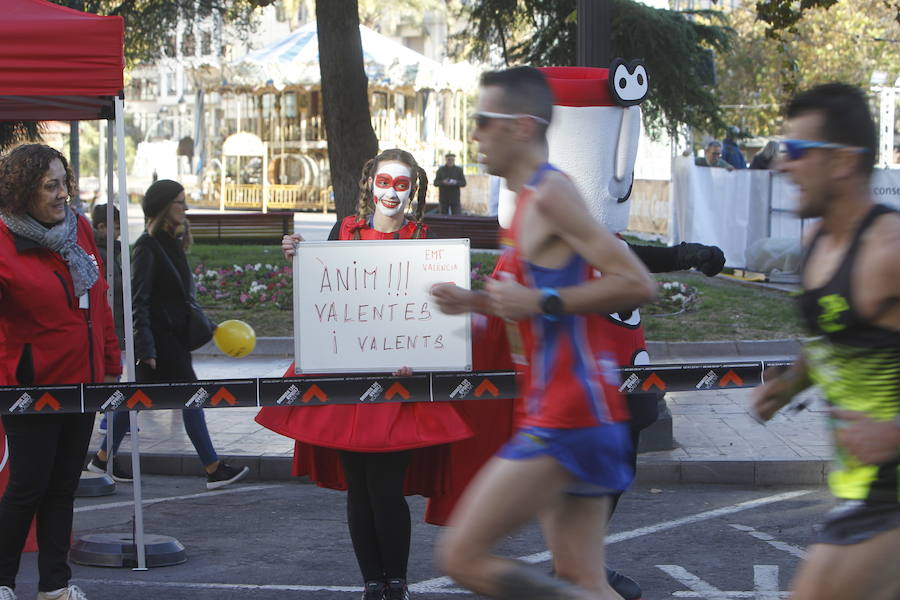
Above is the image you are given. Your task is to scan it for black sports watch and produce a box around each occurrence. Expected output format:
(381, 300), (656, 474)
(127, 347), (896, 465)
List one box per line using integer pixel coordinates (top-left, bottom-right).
(539, 287), (563, 320)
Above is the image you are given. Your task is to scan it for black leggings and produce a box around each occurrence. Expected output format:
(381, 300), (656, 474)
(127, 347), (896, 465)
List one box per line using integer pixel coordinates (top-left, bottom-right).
(339, 450), (411, 582)
(609, 392), (661, 516)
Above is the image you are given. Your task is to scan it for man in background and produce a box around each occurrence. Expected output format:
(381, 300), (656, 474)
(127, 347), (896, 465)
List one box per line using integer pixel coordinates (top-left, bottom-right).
(695, 141), (734, 171)
(722, 126), (747, 169)
(434, 152), (467, 214)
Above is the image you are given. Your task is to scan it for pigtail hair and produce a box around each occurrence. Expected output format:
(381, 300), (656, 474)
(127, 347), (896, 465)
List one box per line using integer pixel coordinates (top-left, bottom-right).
(354, 158), (376, 240)
(411, 166), (428, 239)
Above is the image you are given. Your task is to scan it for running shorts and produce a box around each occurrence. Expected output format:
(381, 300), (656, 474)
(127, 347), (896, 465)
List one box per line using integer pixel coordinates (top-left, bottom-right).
(497, 423), (633, 496)
(814, 499), (900, 545)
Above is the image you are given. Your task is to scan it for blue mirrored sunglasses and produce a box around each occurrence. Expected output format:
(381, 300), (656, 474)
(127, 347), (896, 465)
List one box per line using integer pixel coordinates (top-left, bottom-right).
(779, 139), (868, 161)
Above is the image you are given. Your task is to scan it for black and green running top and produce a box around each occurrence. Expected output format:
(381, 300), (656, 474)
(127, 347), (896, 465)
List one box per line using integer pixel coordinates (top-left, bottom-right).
(799, 204), (900, 503)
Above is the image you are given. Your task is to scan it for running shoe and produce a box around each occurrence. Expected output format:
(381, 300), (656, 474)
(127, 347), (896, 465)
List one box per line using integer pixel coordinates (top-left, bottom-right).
(0, 585), (16, 600)
(35, 585), (88, 600)
(362, 581), (385, 600)
(385, 579), (410, 600)
(607, 567), (642, 600)
(87, 454), (132, 483)
(206, 462), (249, 490)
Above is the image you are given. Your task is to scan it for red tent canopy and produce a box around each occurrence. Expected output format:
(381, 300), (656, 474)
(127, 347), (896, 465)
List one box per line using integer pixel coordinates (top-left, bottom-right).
(0, 0), (124, 121)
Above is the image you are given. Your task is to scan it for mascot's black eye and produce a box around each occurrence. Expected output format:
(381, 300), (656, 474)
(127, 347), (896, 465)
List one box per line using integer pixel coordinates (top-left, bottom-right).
(637, 74), (644, 86)
(619, 77), (627, 89)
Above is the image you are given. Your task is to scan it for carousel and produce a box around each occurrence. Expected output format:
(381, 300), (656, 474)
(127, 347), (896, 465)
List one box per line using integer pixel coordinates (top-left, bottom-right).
(193, 21), (473, 211)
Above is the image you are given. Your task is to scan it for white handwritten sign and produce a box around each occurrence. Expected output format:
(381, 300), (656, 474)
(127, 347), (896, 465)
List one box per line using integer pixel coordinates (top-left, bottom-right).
(292, 239), (472, 373)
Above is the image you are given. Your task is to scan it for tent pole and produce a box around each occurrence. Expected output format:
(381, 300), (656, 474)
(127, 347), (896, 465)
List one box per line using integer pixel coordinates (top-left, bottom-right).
(98, 123), (105, 202)
(102, 121), (117, 480)
(69, 122), (82, 214)
(114, 96), (148, 572)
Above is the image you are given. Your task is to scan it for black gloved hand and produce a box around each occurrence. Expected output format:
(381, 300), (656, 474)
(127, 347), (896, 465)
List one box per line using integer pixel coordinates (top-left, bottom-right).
(675, 242), (725, 277)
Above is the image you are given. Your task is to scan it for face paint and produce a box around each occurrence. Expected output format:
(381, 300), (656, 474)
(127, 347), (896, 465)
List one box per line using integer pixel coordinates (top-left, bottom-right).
(372, 161), (413, 217)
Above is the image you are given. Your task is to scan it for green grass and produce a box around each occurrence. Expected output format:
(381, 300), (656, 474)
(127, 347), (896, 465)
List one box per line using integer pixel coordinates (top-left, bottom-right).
(189, 243), (283, 266)
(643, 271), (805, 341)
(187, 244), (807, 341)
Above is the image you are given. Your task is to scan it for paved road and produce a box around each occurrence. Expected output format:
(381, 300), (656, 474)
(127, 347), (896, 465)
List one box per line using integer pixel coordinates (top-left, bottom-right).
(14, 478), (830, 599)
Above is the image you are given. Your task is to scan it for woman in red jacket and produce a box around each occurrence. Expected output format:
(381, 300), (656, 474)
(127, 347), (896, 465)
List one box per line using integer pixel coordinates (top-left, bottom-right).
(0, 144), (121, 600)
(257, 148), (472, 600)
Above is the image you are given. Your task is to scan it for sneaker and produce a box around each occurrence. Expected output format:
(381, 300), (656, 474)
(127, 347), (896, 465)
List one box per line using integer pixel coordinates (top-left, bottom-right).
(0, 585), (16, 600)
(385, 579), (410, 600)
(361, 581), (385, 600)
(206, 462), (249, 490)
(87, 454), (133, 483)
(36, 585), (88, 600)
(606, 567), (641, 600)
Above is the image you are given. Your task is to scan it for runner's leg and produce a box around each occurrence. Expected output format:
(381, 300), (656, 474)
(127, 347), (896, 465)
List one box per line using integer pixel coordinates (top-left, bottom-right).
(790, 527), (900, 600)
(437, 455), (613, 599)
(540, 494), (619, 596)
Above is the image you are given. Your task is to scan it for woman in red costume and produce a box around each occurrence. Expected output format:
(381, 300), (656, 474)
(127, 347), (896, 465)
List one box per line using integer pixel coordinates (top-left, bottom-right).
(256, 148), (472, 600)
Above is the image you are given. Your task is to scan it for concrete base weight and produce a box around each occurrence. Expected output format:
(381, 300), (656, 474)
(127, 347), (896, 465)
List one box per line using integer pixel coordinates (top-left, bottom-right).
(70, 533), (187, 568)
(74, 471), (116, 497)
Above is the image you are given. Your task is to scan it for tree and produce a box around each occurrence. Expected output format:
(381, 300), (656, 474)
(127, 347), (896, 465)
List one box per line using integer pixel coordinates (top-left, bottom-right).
(756, 0), (900, 39)
(716, 0), (900, 137)
(316, 0), (379, 220)
(461, 0), (734, 137)
(0, 0), (277, 153)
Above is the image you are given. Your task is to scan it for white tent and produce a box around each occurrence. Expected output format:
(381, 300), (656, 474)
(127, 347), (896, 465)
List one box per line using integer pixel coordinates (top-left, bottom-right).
(226, 21), (466, 91)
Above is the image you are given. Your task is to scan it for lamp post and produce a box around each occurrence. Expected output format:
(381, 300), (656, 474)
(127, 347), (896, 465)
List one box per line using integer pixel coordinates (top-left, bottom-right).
(870, 70), (898, 168)
(577, 0), (611, 68)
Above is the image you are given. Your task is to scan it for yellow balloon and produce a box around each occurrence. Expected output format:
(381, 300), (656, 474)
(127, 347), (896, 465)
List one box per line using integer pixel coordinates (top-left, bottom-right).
(213, 320), (256, 358)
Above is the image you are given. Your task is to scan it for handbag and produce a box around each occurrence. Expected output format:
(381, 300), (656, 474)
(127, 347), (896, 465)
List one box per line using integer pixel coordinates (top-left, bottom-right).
(145, 233), (216, 351)
(186, 298), (216, 351)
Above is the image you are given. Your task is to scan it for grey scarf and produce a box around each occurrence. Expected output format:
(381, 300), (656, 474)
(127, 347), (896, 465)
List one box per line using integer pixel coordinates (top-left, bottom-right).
(1, 204), (99, 296)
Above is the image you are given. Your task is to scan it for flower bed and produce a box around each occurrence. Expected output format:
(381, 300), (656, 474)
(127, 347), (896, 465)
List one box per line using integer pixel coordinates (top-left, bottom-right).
(194, 263), (293, 310)
(645, 279), (700, 316)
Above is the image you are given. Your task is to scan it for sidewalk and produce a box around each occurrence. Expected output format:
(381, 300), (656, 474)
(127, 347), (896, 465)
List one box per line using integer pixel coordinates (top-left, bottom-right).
(90, 339), (832, 488)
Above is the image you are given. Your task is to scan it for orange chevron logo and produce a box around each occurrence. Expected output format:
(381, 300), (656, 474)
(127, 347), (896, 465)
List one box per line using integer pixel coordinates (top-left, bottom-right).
(474, 379), (499, 397)
(719, 370), (744, 387)
(35, 393), (61, 411)
(127, 390), (152, 409)
(641, 373), (666, 391)
(385, 382), (410, 400)
(210, 388), (237, 406)
(302, 384), (327, 403)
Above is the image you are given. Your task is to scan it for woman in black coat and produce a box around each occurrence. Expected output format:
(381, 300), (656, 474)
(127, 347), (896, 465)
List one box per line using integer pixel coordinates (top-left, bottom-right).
(87, 180), (248, 490)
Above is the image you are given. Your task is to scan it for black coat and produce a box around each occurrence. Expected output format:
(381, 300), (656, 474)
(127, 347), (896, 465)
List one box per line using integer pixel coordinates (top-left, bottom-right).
(131, 230), (197, 382)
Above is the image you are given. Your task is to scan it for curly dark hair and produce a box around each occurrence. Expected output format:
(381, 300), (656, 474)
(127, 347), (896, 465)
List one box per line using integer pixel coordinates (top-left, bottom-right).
(0, 144), (75, 217)
(352, 148), (428, 240)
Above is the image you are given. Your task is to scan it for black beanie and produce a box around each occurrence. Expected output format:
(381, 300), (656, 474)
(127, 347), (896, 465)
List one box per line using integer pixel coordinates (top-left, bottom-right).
(142, 179), (184, 219)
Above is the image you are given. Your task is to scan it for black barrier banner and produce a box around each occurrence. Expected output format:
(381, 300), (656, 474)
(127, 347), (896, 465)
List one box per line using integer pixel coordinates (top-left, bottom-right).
(0, 385), (82, 414)
(259, 375), (432, 407)
(618, 362), (764, 394)
(0, 361), (793, 415)
(82, 380), (259, 413)
(432, 372), (518, 402)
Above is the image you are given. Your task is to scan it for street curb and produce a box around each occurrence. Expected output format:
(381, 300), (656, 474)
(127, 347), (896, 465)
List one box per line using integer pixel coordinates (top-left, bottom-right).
(195, 337), (806, 361)
(121, 453), (829, 487)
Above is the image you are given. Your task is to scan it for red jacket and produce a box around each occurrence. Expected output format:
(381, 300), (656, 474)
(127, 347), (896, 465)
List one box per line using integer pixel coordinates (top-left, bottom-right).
(0, 215), (122, 386)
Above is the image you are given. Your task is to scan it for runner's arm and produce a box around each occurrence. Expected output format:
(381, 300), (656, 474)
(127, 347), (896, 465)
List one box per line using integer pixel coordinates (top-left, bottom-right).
(534, 174), (656, 315)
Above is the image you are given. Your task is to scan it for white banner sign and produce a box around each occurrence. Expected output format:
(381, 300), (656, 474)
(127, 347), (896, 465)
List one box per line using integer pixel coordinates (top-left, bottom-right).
(292, 239), (472, 373)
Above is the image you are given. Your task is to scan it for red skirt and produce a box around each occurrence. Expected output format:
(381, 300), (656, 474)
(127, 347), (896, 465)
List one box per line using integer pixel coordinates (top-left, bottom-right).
(255, 363), (475, 501)
(255, 314), (519, 524)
